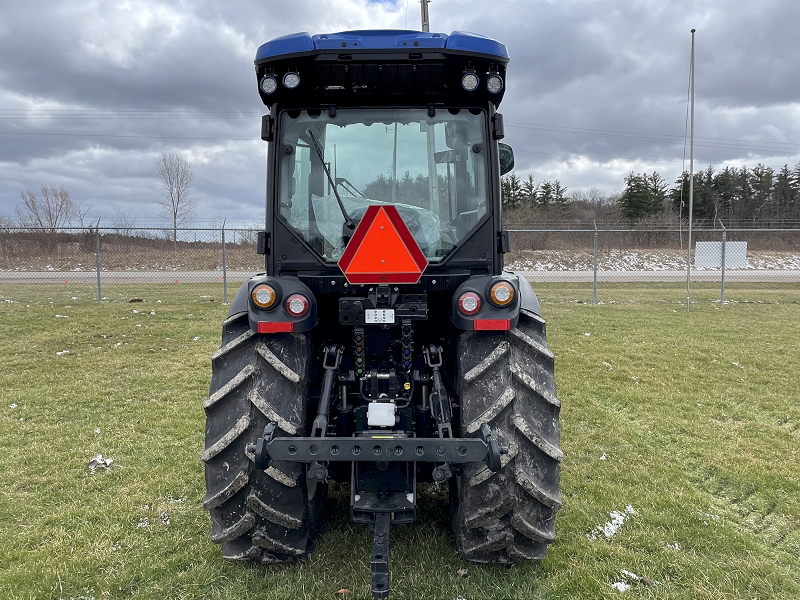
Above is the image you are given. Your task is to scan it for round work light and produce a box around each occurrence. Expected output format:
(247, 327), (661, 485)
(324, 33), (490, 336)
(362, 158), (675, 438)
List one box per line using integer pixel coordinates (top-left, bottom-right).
(283, 72), (301, 89)
(461, 72), (479, 92)
(259, 75), (278, 95)
(486, 74), (504, 94)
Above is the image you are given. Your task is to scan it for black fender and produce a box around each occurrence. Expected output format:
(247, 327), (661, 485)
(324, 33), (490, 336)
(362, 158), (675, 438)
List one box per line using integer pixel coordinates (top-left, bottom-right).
(226, 273), (318, 333)
(451, 274), (520, 331)
(226, 275), (256, 317)
(505, 269), (542, 316)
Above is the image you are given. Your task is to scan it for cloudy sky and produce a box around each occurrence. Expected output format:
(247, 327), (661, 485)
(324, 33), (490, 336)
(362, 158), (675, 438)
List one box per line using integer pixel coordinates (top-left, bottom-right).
(1, 0), (798, 227)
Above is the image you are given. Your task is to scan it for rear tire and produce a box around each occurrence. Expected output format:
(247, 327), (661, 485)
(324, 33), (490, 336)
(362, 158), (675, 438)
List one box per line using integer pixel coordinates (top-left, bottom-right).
(451, 308), (562, 562)
(202, 312), (325, 562)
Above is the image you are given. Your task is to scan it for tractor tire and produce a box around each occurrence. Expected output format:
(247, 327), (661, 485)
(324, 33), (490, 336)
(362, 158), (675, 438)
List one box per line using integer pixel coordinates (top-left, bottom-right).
(451, 307), (562, 563)
(202, 311), (325, 563)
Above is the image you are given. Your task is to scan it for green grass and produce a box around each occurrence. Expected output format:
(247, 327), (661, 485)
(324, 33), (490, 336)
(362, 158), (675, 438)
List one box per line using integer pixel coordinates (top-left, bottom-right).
(529, 281), (800, 305)
(1, 284), (799, 599)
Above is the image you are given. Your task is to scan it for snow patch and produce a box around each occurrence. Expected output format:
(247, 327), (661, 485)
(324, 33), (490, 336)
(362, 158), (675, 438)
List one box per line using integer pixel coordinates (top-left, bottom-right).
(589, 505), (635, 540)
(88, 454), (113, 472)
(611, 582), (630, 592)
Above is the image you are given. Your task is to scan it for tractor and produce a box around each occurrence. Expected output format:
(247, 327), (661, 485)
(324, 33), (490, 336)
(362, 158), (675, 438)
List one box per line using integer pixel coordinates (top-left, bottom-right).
(202, 26), (561, 598)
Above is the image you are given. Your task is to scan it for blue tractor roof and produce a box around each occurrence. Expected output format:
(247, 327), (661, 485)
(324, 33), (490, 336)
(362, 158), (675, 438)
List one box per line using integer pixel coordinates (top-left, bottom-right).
(255, 30), (509, 63)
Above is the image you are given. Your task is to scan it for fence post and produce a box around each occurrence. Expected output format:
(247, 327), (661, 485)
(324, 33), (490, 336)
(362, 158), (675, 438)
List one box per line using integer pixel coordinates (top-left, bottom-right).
(593, 221), (598, 305)
(95, 219), (102, 302)
(222, 221), (228, 304)
(719, 219), (726, 304)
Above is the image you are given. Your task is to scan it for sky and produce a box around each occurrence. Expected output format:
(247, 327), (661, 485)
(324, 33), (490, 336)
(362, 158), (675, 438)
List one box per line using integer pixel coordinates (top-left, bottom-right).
(1, 0), (798, 227)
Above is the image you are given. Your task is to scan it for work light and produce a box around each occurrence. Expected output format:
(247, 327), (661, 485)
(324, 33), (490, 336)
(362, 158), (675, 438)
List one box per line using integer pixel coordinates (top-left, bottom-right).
(283, 72), (301, 89)
(259, 75), (278, 95)
(461, 72), (479, 91)
(486, 74), (503, 94)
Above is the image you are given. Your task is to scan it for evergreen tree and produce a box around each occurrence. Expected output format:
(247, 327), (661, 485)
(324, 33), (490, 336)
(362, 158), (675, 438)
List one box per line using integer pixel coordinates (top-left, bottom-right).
(750, 163), (774, 224)
(521, 174), (537, 208)
(646, 172), (668, 213)
(732, 166), (753, 222)
(537, 180), (553, 209)
(501, 173), (523, 208)
(363, 174), (393, 202)
(619, 172), (653, 222)
(773, 165), (796, 226)
(714, 166), (738, 223)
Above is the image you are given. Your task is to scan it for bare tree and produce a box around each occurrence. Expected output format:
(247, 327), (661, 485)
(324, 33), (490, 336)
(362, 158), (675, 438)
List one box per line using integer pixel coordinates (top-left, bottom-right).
(156, 153), (196, 244)
(16, 185), (76, 232)
(0, 212), (14, 232)
(110, 207), (137, 235)
(74, 201), (93, 229)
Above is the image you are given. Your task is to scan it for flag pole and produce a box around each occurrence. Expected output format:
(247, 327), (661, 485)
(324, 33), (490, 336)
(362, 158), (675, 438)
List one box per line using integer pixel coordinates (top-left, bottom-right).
(685, 28), (696, 312)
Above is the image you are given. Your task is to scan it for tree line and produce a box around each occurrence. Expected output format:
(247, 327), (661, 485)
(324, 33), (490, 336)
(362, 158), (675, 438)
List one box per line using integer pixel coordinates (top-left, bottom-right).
(2, 154), (195, 244)
(503, 161), (800, 227)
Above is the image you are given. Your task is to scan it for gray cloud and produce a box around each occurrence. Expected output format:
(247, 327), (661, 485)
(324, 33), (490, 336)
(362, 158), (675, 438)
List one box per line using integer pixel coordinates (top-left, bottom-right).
(1, 0), (798, 224)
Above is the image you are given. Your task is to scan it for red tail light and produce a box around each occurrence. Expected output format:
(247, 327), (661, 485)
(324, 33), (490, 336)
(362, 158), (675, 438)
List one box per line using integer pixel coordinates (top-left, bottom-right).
(457, 292), (481, 315)
(285, 294), (310, 317)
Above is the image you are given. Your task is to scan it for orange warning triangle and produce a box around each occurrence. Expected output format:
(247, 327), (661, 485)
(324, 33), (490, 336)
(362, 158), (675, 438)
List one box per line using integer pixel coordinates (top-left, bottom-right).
(338, 205), (428, 284)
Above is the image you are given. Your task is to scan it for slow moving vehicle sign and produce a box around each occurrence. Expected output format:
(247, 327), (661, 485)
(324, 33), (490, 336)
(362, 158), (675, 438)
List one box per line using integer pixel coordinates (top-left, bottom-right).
(338, 205), (428, 284)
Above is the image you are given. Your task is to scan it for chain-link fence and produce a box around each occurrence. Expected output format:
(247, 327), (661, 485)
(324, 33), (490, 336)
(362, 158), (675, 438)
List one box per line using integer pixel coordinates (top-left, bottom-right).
(508, 227), (800, 305)
(1, 226), (798, 305)
(0, 227), (263, 303)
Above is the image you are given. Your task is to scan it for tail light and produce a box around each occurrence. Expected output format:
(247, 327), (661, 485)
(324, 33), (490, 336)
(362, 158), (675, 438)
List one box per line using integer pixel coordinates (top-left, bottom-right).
(285, 294), (310, 317)
(457, 292), (481, 315)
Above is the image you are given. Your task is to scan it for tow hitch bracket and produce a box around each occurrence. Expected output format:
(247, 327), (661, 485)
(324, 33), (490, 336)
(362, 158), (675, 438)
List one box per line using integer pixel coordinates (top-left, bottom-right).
(371, 512), (391, 598)
(250, 426), (507, 472)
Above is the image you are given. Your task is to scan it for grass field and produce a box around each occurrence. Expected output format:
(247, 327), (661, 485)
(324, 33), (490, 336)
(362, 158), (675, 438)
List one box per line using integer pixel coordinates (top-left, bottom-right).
(1, 283), (799, 599)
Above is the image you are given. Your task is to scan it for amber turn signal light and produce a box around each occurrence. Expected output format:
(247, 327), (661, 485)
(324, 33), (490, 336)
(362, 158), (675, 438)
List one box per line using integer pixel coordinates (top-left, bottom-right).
(252, 284), (278, 309)
(489, 281), (514, 307)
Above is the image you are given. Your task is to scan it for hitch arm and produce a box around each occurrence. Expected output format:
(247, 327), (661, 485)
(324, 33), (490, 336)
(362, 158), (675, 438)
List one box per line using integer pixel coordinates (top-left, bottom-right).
(311, 345), (343, 438)
(371, 512), (391, 598)
(423, 345), (453, 439)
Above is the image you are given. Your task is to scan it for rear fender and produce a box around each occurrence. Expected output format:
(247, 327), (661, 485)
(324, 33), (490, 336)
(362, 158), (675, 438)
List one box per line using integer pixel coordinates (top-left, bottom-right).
(451, 275), (520, 331)
(227, 274), (318, 333)
(508, 270), (542, 316)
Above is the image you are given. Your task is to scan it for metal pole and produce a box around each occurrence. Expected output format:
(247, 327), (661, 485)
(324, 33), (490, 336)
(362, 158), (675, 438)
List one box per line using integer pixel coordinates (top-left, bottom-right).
(593, 222), (598, 305)
(222, 220), (228, 304)
(391, 123), (398, 203)
(420, 0), (430, 31)
(685, 28), (696, 313)
(719, 219), (726, 304)
(95, 218), (102, 302)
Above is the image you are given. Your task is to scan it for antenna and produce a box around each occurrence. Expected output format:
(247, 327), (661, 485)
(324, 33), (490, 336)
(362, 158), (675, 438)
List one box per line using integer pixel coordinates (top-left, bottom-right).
(420, 0), (430, 32)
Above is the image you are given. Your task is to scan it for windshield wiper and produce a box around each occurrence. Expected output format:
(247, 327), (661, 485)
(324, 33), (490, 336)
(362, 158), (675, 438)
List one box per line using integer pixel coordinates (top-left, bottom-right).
(307, 130), (355, 230)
